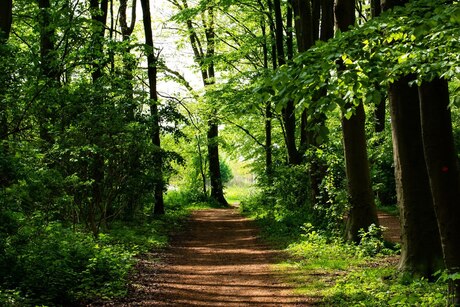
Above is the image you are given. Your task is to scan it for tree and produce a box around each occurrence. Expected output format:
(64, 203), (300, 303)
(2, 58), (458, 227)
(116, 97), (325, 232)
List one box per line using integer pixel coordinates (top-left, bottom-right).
(0, 0), (12, 142)
(140, 0), (165, 215)
(389, 76), (443, 278)
(419, 78), (460, 305)
(170, 0), (227, 206)
(335, 0), (379, 242)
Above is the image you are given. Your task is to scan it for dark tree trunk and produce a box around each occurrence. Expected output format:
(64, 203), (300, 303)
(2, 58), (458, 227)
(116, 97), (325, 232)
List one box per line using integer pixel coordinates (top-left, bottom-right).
(88, 0), (108, 235)
(120, 0), (139, 220)
(262, 21), (273, 179)
(37, 0), (59, 145)
(0, 0), (12, 43)
(0, 0), (12, 141)
(389, 76), (443, 278)
(320, 0), (334, 41)
(419, 78), (460, 305)
(273, 0), (300, 164)
(207, 119), (227, 205)
(342, 103), (379, 241)
(336, 0), (379, 242)
(312, 0), (320, 41)
(204, 6), (227, 206)
(38, 0), (58, 81)
(140, 0), (165, 215)
(371, 0), (384, 133)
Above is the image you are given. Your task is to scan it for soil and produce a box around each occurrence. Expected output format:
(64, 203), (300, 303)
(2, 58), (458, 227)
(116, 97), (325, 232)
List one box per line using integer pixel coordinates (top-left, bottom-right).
(378, 211), (401, 243)
(90, 207), (401, 306)
(92, 208), (316, 306)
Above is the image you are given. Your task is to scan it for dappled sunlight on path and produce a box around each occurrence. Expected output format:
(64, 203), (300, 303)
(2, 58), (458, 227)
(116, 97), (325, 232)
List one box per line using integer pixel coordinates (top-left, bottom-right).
(93, 208), (315, 306)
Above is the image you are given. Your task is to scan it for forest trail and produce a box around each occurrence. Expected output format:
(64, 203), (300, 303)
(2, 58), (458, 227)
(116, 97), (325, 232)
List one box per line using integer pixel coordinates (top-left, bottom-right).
(378, 211), (401, 243)
(96, 208), (315, 306)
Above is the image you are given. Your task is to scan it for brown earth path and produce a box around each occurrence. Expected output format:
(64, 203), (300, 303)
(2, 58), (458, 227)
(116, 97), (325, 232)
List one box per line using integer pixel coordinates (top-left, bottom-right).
(96, 208), (315, 306)
(378, 211), (401, 243)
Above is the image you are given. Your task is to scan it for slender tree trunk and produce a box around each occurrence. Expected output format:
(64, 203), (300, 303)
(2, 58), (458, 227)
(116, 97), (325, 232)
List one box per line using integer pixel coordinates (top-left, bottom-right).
(88, 0), (108, 236)
(262, 21), (273, 179)
(37, 0), (59, 145)
(342, 104), (379, 241)
(419, 78), (460, 305)
(120, 0), (139, 220)
(389, 76), (443, 278)
(336, 0), (379, 242)
(371, 0), (385, 133)
(320, 0), (334, 41)
(0, 0), (13, 188)
(0, 0), (12, 141)
(204, 6), (227, 206)
(273, 0), (300, 165)
(140, 0), (165, 215)
(0, 0), (12, 44)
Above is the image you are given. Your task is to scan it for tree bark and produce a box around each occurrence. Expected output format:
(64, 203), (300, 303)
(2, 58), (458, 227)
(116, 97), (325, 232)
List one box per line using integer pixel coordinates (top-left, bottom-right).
(204, 6), (227, 206)
(419, 78), (460, 304)
(336, 0), (379, 242)
(342, 103), (379, 241)
(0, 0), (12, 43)
(0, 0), (12, 141)
(140, 0), (165, 215)
(389, 76), (443, 278)
(274, 0), (301, 165)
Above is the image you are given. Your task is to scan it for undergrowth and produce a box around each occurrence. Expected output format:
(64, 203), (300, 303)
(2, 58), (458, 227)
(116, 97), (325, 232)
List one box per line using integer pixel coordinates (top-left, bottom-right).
(241, 192), (449, 306)
(0, 191), (211, 306)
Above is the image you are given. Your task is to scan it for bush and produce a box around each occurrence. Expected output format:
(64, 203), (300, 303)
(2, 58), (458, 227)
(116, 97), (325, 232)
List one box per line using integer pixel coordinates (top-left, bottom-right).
(1, 222), (135, 306)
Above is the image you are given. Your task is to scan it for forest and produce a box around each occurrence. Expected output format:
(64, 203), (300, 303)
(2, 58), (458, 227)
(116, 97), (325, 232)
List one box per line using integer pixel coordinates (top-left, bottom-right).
(1, 0), (460, 305)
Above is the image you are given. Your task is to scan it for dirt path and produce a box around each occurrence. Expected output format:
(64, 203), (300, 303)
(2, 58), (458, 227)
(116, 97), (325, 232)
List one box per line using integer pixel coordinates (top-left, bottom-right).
(378, 211), (401, 243)
(99, 208), (314, 306)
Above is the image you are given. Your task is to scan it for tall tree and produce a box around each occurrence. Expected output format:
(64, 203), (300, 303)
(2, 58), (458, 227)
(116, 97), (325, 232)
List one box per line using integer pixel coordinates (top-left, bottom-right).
(383, 0), (443, 279)
(119, 0), (141, 219)
(0, 0), (13, 142)
(389, 76), (443, 278)
(170, 0), (228, 206)
(0, 0), (12, 44)
(88, 0), (108, 235)
(273, 0), (302, 165)
(419, 78), (460, 305)
(140, 0), (165, 214)
(335, 0), (379, 242)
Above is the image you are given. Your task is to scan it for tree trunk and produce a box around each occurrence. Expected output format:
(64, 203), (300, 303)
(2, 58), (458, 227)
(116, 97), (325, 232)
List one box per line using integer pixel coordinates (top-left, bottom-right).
(207, 119), (227, 205)
(320, 0), (334, 41)
(262, 21), (273, 179)
(389, 76), (443, 278)
(120, 0), (139, 220)
(0, 0), (12, 43)
(140, 0), (165, 215)
(37, 0), (59, 145)
(419, 78), (460, 305)
(342, 103), (379, 241)
(0, 0), (12, 141)
(273, 0), (300, 164)
(88, 0), (109, 235)
(336, 0), (379, 242)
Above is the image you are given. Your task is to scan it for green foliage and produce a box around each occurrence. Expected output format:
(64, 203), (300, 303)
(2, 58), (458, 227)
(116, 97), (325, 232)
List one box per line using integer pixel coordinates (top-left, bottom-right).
(356, 224), (396, 257)
(324, 267), (447, 306)
(1, 221), (134, 305)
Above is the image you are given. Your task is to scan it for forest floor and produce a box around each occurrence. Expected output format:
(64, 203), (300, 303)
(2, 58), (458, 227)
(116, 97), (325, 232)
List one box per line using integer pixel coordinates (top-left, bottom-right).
(90, 207), (401, 306)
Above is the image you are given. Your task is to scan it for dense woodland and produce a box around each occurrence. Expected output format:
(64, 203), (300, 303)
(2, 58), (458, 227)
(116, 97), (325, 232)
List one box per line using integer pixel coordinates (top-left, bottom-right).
(1, 0), (460, 305)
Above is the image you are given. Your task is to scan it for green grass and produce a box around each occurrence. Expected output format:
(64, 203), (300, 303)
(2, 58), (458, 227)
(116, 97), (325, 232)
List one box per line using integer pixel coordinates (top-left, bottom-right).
(240, 194), (449, 306)
(224, 184), (254, 204)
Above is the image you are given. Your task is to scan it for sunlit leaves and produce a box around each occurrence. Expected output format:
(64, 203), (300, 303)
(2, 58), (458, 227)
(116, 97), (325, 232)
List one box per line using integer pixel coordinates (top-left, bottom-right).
(269, 0), (460, 118)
